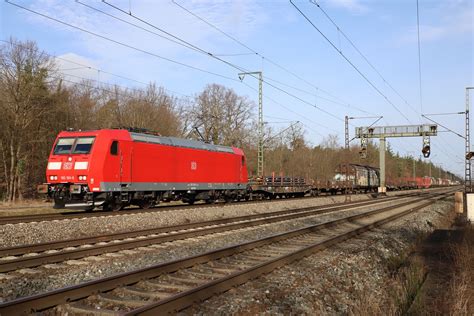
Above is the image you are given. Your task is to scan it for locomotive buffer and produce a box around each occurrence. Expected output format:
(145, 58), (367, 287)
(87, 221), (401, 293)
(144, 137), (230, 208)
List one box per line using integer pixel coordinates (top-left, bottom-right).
(355, 124), (437, 194)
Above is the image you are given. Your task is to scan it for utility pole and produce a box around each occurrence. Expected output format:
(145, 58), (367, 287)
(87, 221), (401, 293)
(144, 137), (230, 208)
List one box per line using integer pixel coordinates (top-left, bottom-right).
(465, 87), (474, 193)
(355, 124), (437, 194)
(239, 71), (263, 179)
(345, 116), (383, 151)
(345, 116), (349, 149)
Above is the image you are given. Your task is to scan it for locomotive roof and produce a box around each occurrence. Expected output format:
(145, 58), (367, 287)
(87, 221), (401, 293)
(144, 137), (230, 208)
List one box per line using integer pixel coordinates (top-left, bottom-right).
(130, 132), (235, 154)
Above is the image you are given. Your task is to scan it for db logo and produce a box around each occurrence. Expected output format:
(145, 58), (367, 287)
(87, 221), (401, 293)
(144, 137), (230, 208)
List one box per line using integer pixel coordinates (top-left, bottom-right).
(63, 162), (73, 170)
(190, 161), (197, 170)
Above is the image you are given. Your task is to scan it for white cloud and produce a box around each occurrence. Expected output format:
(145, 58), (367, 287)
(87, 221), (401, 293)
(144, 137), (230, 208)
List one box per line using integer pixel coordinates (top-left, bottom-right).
(21, 1), (266, 76)
(399, 1), (473, 43)
(322, 0), (369, 14)
(54, 52), (108, 85)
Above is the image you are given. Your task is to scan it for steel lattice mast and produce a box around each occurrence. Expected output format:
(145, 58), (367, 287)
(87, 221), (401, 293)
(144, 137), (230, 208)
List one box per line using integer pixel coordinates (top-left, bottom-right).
(465, 87), (474, 193)
(239, 71), (264, 179)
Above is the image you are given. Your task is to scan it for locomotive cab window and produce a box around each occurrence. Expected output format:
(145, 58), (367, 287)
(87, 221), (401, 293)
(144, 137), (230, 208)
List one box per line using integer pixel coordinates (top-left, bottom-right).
(110, 141), (119, 155)
(72, 137), (95, 154)
(53, 138), (75, 154)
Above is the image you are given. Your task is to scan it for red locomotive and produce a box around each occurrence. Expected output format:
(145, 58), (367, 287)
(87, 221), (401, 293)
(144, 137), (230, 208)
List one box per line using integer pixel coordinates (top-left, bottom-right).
(38, 128), (248, 210)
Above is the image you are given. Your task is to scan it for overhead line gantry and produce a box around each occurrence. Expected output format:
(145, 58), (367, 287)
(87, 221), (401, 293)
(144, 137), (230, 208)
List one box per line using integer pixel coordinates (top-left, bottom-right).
(355, 124), (438, 194)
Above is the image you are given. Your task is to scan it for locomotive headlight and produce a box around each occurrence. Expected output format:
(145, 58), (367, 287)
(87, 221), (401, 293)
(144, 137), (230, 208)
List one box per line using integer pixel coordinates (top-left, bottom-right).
(78, 175), (87, 181)
(78, 176), (83, 181)
(50, 175), (57, 181)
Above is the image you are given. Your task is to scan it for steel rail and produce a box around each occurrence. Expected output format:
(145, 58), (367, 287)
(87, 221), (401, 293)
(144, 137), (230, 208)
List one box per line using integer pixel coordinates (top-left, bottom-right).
(131, 192), (451, 315)
(0, 193), (416, 272)
(0, 187), (447, 225)
(0, 190), (453, 315)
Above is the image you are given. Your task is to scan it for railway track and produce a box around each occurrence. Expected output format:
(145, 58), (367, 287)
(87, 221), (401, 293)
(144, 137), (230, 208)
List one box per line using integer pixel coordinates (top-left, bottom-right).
(0, 193), (420, 273)
(0, 190), (453, 315)
(0, 188), (448, 225)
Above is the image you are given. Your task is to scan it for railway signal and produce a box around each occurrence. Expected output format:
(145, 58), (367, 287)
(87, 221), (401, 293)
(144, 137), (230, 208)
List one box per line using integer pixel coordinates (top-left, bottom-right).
(355, 124), (438, 194)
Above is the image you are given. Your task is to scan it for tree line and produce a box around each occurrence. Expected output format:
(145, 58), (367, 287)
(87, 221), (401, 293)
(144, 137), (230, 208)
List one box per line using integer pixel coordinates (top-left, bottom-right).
(0, 39), (458, 201)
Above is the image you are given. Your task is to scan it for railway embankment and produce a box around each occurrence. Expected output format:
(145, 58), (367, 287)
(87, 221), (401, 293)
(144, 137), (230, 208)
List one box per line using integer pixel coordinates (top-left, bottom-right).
(0, 190), (457, 313)
(184, 197), (457, 314)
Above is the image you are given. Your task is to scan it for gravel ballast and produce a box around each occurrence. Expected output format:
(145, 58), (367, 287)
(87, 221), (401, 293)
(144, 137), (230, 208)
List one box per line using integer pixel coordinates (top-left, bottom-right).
(0, 194), (379, 248)
(0, 195), (411, 302)
(184, 199), (455, 314)
(0, 189), (453, 309)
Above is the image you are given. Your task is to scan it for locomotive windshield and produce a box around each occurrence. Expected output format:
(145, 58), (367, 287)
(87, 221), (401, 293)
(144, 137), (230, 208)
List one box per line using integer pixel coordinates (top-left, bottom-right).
(73, 137), (95, 154)
(53, 138), (75, 154)
(53, 137), (95, 155)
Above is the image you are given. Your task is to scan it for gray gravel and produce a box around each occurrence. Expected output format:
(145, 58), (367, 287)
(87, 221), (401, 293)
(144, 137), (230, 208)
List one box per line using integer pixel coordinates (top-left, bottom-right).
(0, 188), (451, 308)
(0, 195), (415, 302)
(0, 194), (378, 248)
(184, 199), (454, 315)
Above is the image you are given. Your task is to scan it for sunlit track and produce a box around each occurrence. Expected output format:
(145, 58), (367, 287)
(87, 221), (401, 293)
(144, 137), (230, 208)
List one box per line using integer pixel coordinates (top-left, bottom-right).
(0, 189), (454, 315)
(0, 196), (310, 225)
(0, 188), (450, 226)
(0, 193), (422, 273)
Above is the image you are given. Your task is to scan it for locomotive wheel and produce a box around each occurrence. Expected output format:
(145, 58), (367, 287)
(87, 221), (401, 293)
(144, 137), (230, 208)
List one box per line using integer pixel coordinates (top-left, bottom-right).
(53, 199), (66, 209)
(138, 199), (152, 209)
(103, 201), (123, 211)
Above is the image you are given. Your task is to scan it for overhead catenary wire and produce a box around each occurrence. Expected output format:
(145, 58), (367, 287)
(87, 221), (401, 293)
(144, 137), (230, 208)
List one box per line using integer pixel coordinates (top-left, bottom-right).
(378, 117), (459, 175)
(92, 1), (348, 122)
(0, 39), (193, 99)
(240, 81), (334, 136)
(310, 0), (421, 118)
(416, 0), (423, 115)
(4, 1), (462, 173)
(2, 5), (336, 139)
(6, 0), (348, 123)
(170, 0), (374, 116)
(100, 0), (351, 114)
(76, 0), (201, 54)
(4, 1), (241, 83)
(421, 115), (464, 139)
(290, 0), (413, 124)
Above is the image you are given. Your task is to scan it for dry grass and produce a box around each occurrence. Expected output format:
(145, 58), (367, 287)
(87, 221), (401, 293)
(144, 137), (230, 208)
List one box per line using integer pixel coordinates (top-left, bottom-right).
(446, 226), (474, 315)
(349, 252), (427, 316)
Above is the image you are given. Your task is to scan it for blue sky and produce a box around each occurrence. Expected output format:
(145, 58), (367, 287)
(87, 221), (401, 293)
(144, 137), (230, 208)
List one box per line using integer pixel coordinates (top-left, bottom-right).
(1, 0), (473, 176)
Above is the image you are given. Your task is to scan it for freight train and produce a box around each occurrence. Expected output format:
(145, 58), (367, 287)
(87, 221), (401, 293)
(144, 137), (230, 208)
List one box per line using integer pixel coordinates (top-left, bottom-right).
(38, 128), (456, 210)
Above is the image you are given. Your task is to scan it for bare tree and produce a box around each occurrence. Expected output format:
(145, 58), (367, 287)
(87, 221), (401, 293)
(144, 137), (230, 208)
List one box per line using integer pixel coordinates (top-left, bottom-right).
(185, 84), (254, 146)
(0, 38), (57, 201)
(119, 84), (181, 136)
